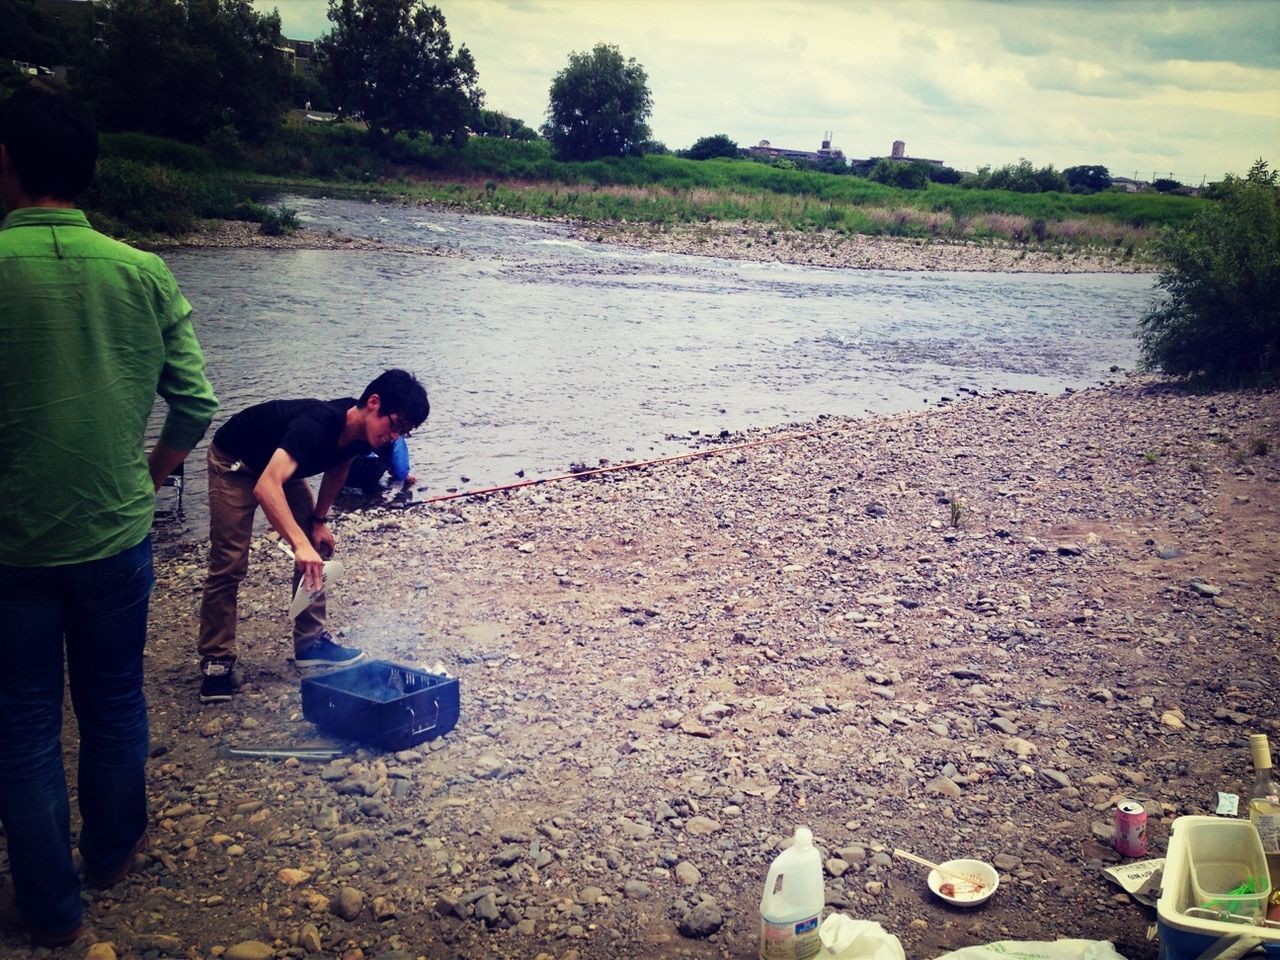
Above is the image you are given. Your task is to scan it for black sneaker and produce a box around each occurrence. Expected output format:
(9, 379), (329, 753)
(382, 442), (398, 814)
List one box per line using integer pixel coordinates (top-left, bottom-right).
(199, 657), (237, 703)
(294, 633), (365, 673)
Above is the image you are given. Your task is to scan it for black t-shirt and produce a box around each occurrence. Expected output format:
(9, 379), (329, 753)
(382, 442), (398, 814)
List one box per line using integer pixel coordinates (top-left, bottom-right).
(212, 398), (372, 478)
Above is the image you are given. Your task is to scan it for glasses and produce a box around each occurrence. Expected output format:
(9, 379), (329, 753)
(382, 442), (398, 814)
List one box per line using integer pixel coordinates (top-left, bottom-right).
(387, 414), (414, 438)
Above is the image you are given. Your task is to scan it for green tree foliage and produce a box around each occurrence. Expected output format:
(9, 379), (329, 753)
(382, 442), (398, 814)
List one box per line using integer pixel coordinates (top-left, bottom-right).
(967, 158), (1067, 193)
(0, 0), (86, 66)
(1064, 164), (1111, 194)
(1140, 160), (1280, 381)
(316, 0), (481, 144)
(1152, 177), (1182, 193)
(683, 134), (738, 161)
(76, 0), (291, 144)
(868, 158), (931, 190)
(544, 43), (652, 161)
(928, 165), (962, 185)
(472, 108), (539, 141)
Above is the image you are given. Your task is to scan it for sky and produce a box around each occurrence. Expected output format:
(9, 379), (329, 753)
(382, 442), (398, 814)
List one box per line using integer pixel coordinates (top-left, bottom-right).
(257, 0), (1280, 182)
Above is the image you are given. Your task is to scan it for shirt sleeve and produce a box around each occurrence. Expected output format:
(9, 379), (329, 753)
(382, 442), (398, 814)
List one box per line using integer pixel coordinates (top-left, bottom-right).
(278, 410), (331, 473)
(388, 437), (410, 481)
(150, 260), (219, 451)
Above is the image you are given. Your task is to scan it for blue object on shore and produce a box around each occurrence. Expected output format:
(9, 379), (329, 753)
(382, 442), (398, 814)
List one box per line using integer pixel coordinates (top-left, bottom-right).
(301, 660), (459, 750)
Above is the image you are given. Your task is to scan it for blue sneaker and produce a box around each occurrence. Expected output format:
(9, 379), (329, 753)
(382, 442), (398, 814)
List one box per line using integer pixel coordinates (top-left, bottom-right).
(294, 633), (365, 673)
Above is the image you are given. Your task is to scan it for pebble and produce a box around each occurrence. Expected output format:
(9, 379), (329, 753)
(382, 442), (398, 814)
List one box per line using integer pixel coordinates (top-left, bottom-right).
(224, 942), (274, 960)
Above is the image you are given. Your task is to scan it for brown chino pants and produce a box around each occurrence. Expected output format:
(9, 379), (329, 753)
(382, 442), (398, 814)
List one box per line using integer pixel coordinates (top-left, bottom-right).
(196, 443), (326, 662)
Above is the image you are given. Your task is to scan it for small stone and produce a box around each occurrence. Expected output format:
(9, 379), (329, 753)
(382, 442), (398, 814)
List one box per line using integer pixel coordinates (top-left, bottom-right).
(623, 879), (652, 899)
(1161, 711), (1187, 730)
(332, 887), (365, 921)
(674, 861), (702, 886)
(685, 816), (722, 836)
(925, 776), (962, 799)
(224, 941), (274, 960)
(300, 924), (322, 954)
(678, 899), (723, 939)
(277, 868), (310, 886)
(85, 945), (117, 960)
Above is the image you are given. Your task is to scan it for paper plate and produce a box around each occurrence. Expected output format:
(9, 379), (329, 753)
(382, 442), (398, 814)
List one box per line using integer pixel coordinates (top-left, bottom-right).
(927, 858), (999, 907)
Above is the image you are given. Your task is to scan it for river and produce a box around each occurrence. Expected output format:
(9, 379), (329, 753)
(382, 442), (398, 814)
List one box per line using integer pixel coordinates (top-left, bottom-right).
(151, 196), (1155, 538)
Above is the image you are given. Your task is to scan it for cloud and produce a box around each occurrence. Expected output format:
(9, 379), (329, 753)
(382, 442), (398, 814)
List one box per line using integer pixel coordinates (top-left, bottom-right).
(254, 0), (1280, 178)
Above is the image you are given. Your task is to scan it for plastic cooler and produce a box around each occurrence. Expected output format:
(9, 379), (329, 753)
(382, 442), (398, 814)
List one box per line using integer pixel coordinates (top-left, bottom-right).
(1157, 816), (1280, 959)
(301, 660), (460, 750)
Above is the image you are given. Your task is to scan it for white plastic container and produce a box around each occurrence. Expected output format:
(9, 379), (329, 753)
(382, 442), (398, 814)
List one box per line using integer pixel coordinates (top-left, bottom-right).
(1157, 816), (1280, 960)
(1184, 816), (1271, 921)
(760, 826), (825, 960)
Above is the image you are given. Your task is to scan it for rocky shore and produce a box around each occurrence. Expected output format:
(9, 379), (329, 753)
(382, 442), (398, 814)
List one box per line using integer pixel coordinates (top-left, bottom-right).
(573, 222), (1156, 274)
(14, 377), (1278, 960)
(155, 216), (1153, 274)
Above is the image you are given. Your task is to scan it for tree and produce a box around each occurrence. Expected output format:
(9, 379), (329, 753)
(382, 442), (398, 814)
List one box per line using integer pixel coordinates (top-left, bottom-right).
(544, 43), (651, 161)
(868, 158), (930, 190)
(316, 0), (481, 144)
(1152, 177), (1182, 193)
(472, 108), (539, 141)
(1064, 164), (1111, 194)
(76, 0), (291, 143)
(0, 0), (87, 67)
(683, 134), (738, 161)
(1139, 159), (1280, 382)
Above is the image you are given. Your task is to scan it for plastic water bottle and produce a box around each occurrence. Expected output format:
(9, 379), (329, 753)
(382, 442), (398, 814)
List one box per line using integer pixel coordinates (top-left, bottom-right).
(759, 826), (824, 960)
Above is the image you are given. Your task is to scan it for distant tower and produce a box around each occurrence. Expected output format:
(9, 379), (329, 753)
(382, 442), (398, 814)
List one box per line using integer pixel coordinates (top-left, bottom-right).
(891, 140), (906, 159)
(820, 130), (832, 151)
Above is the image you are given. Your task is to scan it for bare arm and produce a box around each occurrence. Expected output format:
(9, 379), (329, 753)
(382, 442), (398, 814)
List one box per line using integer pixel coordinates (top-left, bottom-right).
(314, 459), (354, 519)
(147, 441), (190, 492)
(306, 459), (355, 560)
(255, 448), (324, 591)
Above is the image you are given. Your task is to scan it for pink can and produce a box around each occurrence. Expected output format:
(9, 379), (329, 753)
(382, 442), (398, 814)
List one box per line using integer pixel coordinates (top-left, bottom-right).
(1114, 799), (1148, 857)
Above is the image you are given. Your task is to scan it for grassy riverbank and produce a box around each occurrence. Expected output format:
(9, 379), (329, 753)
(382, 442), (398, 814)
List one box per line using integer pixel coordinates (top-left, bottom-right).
(86, 127), (1202, 264)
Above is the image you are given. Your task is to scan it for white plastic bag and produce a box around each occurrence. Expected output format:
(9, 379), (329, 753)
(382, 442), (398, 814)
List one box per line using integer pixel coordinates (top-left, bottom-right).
(930, 940), (1128, 960)
(818, 914), (906, 960)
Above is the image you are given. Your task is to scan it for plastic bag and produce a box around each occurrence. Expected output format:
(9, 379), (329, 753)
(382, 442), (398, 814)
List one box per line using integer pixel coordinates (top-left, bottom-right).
(818, 914), (906, 960)
(930, 940), (1128, 960)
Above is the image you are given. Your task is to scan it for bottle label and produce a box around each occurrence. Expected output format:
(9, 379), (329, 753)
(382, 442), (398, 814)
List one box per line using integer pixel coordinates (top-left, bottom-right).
(760, 914), (821, 960)
(1256, 811), (1280, 855)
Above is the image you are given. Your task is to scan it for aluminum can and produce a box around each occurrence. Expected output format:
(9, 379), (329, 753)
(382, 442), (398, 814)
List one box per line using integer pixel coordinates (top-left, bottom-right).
(1114, 799), (1148, 857)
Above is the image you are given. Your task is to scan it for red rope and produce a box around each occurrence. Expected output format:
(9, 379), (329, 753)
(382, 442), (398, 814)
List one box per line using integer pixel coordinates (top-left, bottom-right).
(412, 422), (852, 505)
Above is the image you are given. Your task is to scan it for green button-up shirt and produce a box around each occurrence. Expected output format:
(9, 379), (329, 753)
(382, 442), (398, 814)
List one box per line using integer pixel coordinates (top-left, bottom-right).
(0, 206), (218, 566)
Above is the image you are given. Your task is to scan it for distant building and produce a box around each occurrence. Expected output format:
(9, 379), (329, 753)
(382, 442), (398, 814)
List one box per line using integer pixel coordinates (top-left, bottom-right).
(280, 38), (317, 77)
(748, 132), (846, 165)
(849, 139), (945, 174)
(1110, 176), (1149, 193)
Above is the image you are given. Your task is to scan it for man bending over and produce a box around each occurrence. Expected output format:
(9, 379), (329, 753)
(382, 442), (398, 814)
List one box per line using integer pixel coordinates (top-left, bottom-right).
(197, 369), (429, 702)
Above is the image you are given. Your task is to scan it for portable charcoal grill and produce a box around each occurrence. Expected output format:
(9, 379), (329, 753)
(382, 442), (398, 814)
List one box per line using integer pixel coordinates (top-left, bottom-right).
(301, 660), (460, 750)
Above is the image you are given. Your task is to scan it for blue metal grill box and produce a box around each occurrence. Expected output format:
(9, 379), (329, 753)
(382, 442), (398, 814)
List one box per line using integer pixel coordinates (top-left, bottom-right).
(301, 660), (459, 750)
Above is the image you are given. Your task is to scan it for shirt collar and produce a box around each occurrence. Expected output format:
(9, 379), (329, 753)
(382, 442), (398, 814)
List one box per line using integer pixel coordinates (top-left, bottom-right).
(1, 207), (92, 231)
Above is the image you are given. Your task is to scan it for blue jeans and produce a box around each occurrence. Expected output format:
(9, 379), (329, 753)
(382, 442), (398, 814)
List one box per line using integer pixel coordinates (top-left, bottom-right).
(0, 537), (152, 933)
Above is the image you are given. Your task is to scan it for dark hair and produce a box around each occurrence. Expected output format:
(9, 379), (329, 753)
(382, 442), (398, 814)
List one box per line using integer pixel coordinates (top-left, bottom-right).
(359, 369), (429, 427)
(0, 86), (98, 201)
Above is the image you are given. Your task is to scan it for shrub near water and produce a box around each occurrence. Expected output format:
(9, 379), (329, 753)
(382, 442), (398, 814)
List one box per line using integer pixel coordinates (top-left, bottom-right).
(1140, 160), (1280, 382)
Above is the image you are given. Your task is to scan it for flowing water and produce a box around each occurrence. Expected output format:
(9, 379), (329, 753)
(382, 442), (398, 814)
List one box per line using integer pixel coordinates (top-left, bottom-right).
(151, 196), (1155, 539)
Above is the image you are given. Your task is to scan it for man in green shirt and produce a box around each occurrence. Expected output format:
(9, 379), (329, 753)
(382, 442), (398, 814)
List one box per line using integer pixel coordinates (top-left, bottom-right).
(0, 86), (218, 946)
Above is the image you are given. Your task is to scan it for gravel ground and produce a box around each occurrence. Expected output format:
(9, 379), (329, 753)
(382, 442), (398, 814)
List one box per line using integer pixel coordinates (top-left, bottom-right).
(8, 377), (1277, 960)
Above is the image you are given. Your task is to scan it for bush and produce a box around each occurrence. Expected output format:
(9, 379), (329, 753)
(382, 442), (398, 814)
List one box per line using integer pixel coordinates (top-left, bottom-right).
(869, 158), (930, 190)
(100, 133), (214, 173)
(1139, 160), (1280, 381)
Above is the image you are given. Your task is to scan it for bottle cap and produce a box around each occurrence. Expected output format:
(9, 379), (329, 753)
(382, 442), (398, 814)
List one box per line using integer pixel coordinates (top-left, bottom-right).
(794, 826), (813, 846)
(1250, 733), (1273, 771)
